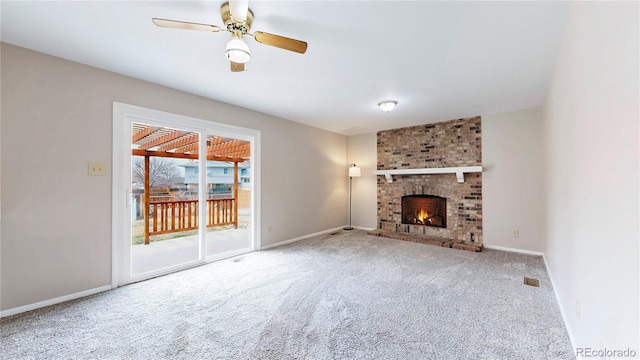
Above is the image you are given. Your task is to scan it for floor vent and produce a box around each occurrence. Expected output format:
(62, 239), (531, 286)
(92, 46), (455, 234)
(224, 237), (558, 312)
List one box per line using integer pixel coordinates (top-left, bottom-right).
(524, 277), (540, 287)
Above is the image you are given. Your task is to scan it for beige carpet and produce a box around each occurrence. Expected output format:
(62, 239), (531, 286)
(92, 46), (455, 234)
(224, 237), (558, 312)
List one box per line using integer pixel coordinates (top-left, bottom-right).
(1, 230), (574, 359)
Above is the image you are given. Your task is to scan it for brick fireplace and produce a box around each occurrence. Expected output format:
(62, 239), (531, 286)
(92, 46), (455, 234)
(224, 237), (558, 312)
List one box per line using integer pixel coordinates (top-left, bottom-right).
(368, 116), (483, 252)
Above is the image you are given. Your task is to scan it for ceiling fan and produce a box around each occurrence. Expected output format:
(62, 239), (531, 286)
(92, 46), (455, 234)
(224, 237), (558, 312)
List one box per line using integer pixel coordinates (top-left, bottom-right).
(152, 0), (308, 72)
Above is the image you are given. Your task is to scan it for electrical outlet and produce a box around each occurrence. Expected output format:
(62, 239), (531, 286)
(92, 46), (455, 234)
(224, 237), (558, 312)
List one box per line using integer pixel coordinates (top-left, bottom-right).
(512, 229), (519, 237)
(88, 162), (106, 176)
(267, 226), (272, 234)
(576, 298), (581, 320)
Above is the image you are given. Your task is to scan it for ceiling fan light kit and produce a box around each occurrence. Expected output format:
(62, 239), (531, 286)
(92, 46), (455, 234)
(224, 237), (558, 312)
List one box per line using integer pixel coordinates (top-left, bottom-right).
(378, 100), (398, 112)
(152, 1), (307, 72)
(225, 37), (251, 63)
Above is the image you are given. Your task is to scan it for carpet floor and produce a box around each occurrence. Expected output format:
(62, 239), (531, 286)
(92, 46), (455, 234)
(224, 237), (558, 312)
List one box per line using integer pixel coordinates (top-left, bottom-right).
(1, 230), (574, 359)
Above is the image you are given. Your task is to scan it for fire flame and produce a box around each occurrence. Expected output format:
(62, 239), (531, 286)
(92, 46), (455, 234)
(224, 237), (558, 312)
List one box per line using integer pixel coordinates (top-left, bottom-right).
(416, 208), (429, 224)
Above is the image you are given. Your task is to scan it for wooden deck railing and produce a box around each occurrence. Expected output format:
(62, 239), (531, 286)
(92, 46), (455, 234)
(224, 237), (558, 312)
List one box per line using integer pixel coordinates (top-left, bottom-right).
(145, 198), (236, 243)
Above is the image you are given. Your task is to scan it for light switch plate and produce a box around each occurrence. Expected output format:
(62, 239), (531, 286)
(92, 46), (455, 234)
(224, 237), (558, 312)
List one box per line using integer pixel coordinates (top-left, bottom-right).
(88, 162), (106, 176)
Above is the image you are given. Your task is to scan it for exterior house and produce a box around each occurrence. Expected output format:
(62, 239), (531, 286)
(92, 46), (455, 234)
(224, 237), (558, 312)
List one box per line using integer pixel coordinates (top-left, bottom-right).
(179, 161), (251, 192)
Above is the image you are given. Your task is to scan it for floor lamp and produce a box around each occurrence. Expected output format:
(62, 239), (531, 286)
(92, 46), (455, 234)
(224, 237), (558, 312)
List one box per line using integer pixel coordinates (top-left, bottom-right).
(345, 163), (361, 230)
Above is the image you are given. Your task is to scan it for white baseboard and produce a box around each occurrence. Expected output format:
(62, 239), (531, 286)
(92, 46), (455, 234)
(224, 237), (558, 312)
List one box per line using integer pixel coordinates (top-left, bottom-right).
(260, 226), (346, 250)
(1, 227), (346, 317)
(542, 254), (578, 354)
(0, 285), (112, 318)
(484, 244), (576, 354)
(0, 234), (579, 357)
(483, 244), (544, 256)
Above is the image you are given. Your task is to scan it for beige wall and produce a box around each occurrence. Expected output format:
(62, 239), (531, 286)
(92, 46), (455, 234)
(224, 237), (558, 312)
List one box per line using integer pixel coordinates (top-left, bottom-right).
(482, 107), (545, 252)
(0, 43), (347, 311)
(347, 132), (377, 229)
(542, 1), (638, 350)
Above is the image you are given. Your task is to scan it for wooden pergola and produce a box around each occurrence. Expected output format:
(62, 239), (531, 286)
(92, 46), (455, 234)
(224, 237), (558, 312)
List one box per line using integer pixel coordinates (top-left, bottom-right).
(132, 123), (251, 244)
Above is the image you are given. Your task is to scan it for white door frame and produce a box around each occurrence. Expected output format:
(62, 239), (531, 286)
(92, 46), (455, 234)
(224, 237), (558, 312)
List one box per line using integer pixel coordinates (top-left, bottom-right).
(112, 102), (261, 288)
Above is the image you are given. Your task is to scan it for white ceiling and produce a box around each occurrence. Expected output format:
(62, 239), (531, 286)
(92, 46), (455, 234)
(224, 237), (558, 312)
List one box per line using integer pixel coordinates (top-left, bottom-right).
(0, 1), (571, 135)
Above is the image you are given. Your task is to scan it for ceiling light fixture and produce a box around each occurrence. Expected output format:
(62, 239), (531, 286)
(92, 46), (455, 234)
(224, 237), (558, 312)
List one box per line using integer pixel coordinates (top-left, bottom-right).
(378, 100), (398, 112)
(225, 36), (251, 63)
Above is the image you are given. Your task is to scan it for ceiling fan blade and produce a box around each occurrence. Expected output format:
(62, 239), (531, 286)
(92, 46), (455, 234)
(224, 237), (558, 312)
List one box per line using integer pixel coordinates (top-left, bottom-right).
(253, 31), (308, 54)
(228, 0), (249, 22)
(152, 18), (222, 32)
(230, 62), (245, 72)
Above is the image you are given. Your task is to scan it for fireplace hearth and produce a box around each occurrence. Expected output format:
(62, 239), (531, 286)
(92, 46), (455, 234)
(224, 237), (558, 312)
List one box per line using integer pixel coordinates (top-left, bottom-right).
(402, 195), (447, 228)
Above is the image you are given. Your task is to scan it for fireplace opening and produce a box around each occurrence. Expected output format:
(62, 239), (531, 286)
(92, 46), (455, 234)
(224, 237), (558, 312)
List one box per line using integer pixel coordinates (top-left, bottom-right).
(401, 195), (447, 228)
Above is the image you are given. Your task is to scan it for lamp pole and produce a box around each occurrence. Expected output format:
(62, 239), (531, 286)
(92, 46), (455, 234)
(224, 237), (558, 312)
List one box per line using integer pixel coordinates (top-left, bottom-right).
(345, 175), (354, 230)
(345, 164), (361, 230)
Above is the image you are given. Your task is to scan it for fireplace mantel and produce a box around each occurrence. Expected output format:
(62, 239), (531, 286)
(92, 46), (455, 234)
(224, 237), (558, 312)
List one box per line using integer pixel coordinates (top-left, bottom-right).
(373, 166), (483, 183)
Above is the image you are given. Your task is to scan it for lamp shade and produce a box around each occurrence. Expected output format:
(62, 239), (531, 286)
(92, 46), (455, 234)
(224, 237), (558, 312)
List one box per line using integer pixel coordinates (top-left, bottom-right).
(225, 37), (251, 63)
(348, 164), (361, 177)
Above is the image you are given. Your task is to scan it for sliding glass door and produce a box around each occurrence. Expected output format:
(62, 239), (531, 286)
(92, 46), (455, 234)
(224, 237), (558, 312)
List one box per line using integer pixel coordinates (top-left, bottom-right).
(204, 132), (253, 260)
(112, 102), (259, 287)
